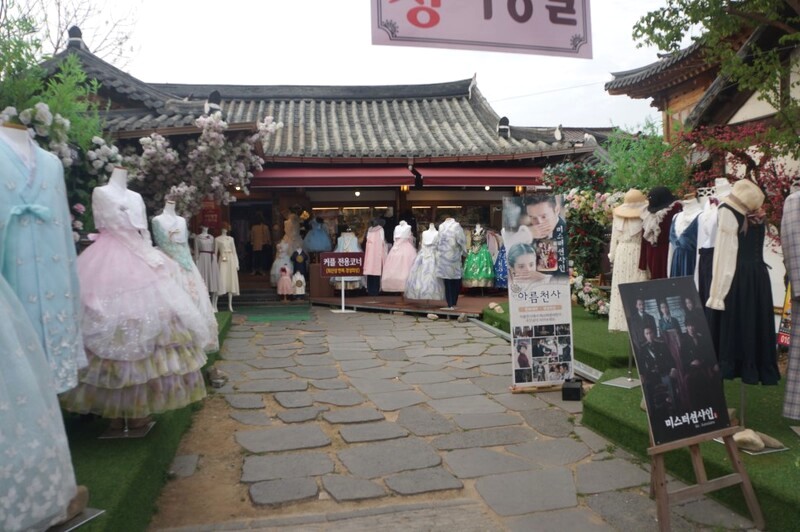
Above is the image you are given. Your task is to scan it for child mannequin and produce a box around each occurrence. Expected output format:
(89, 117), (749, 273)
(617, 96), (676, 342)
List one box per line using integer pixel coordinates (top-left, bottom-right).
(277, 266), (293, 302)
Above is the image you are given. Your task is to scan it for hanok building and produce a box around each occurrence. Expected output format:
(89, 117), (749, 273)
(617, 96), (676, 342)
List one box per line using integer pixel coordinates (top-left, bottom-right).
(46, 28), (612, 289)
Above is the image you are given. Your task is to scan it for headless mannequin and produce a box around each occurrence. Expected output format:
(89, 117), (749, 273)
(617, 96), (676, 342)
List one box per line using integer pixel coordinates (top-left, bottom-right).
(201, 226), (219, 309)
(109, 165), (128, 189)
(219, 227), (234, 312)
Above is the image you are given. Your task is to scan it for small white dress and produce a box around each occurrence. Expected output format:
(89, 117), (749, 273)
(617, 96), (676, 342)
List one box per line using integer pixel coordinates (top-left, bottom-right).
(608, 214), (648, 331)
(215, 234), (240, 296)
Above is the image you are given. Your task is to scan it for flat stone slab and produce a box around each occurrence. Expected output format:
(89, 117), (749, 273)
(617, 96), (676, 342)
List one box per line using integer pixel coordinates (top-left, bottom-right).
(446, 367), (481, 379)
(339, 422), (409, 443)
(249, 478), (319, 506)
(337, 439), (441, 479)
(367, 390), (427, 411)
(476, 469), (577, 516)
(255, 336), (298, 346)
(385, 466), (463, 495)
(506, 507), (616, 532)
(244, 369), (292, 380)
(294, 354), (335, 366)
(169, 454), (199, 478)
(349, 377), (412, 394)
(241, 452), (334, 482)
(471, 376), (513, 394)
(339, 359), (383, 371)
(452, 413), (521, 430)
(431, 426), (535, 450)
(507, 438), (591, 467)
(402, 363), (445, 373)
(230, 410), (272, 426)
(276, 405), (329, 423)
(481, 364), (511, 376)
(537, 390), (584, 414)
(400, 371), (456, 385)
(224, 393), (265, 410)
(584, 489), (691, 531)
(286, 366), (339, 380)
(321, 475), (386, 502)
(344, 366), (402, 380)
(259, 348), (296, 359)
(313, 389), (365, 406)
(220, 349), (259, 361)
(492, 393), (549, 411)
(274, 391), (313, 408)
(247, 358), (297, 369)
(522, 408), (575, 438)
(226, 330), (256, 338)
(329, 350), (373, 361)
(443, 448), (535, 479)
(322, 407), (385, 424)
(376, 349), (409, 361)
(235, 425), (331, 453)
(396, 405), (457, 436)
(573, 427), (612, 453)
(419, 381), (484, 399)
(236, 379), (308, 393)
(310, 379), (349, 390)
(576, 459), (650, 494)
(427, 396), (506, 415)
(297, 345), (329, 355)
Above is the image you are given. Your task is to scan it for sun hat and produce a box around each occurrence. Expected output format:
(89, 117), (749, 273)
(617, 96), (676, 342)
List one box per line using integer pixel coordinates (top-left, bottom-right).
(646, 186), (678, 213)
(613, 188), (648, 218)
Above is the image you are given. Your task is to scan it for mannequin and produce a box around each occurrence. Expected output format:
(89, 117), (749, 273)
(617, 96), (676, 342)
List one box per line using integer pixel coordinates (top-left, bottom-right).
(696, 178), (732, 303)
(331, 227), (366, 290)
(607, 188), (648, 332)
(780, 189), (800, 420)
(215, 226), (240, 312)
(303, 216), (332, 254)
(381, 206), (397, 244)
(250, 214), (271, 275)
(668, 195), (702, 277)
(363, 218), (387, 296)
(405, 222), (445, 302)
(291, 246), (310, 281)
(462, 223), (495, 288)
(707, 179), (779, 385)
(152, 199), (219, 352)
(0, 122), (88, 393)
(276, 266), (293, 302)
(435, 217), (467, 309)
(194, 225), (220, 302)
(640, 186), (682, 280)
(61, 166), (209, 425)
(381, 219), (417, 293)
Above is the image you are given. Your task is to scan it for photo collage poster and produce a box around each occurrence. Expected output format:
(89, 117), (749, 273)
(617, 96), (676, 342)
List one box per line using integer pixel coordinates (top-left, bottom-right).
(619, 277), (730, 445)
(503, 195), (573, 388)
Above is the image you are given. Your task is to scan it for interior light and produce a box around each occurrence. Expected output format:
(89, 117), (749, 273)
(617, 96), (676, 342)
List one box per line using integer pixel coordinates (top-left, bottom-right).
(354, 191), (361, 197)
(484, 186), (491, 191)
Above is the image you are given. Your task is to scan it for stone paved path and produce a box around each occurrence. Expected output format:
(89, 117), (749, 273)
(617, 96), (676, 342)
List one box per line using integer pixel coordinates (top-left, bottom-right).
(155, 308), (756, 531)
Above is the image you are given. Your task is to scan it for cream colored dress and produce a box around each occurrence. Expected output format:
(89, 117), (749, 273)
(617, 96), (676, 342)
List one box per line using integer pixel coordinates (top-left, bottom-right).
(215, 234), (240, 296)
(608, 215), (648, 331)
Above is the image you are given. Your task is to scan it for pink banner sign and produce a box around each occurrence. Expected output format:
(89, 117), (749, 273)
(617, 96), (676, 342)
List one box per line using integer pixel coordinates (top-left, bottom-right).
(372, 0), (592, 59)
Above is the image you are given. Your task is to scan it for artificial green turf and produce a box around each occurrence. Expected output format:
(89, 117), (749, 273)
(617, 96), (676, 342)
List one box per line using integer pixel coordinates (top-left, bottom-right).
(582, 368), (800, 531)
(482, 302), (630, 371)
(64, 312), (231, 531)
(237, 304), (311, 322)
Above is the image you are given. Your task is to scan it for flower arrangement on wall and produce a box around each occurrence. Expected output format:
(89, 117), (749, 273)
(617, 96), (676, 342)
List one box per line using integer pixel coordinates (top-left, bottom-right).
(570, 270), (610, 318)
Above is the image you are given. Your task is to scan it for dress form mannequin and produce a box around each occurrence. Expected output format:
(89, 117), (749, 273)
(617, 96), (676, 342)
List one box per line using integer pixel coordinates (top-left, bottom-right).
(463, 222), (495, 288)
(640, 186), (682, 280)
(381, 219), (417, 293)
(152, 200), (219, 351)
(363, 218), (387, 296)
(607, 189), (648, 332)
(405, 222), (445, 302)
(668, 195), (702, 277)
(216, 227), (240, 312)
(194, 225), (220, 306)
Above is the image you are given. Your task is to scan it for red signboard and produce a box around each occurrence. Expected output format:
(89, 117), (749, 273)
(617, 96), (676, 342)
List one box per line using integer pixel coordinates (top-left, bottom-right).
(199, 199), (222, 232)
(320, 252), (365, 277)
(372, 0), (592, 59)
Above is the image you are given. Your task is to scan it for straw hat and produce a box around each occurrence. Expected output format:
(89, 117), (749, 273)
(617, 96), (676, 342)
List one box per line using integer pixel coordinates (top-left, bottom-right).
(726, 179), (764, 212)
(646, 186), (678, 213)
(613, 188), (648, 218)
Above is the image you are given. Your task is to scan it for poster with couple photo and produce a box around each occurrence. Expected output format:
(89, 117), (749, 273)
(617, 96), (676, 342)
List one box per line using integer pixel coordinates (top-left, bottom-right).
(619, 278), (730, 445)
(504, 194), (573, 388)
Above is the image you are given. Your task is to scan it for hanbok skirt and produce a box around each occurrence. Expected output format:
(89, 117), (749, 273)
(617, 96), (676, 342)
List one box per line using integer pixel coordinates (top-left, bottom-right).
(463, 244), (495, 287)
(381, 239), (417, 292)
(493, 245), (508, 289)
(60, 230), (208, 419)
(172, 262), (220, 353)
(1, 277), (77, 531)
(405, 247), (444, 300)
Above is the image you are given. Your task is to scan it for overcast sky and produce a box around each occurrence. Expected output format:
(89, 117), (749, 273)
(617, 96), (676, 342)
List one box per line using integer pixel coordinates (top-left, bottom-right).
(118, 0), (675, 131)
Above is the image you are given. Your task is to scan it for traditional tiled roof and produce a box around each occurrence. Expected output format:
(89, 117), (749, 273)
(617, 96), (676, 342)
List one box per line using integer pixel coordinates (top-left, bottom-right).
(45, 31), (607, 162)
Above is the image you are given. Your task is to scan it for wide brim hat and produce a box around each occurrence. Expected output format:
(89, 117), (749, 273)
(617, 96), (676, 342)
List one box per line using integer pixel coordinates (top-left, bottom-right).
(646, 186), (678, 213)
(726, 179), (765, 212)
(613, 188), (648, 218)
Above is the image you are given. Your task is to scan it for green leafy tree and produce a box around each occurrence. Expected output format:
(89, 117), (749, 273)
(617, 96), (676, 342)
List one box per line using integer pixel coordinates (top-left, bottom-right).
(601, 118), (693, 192)
(633, 0), (800, 157)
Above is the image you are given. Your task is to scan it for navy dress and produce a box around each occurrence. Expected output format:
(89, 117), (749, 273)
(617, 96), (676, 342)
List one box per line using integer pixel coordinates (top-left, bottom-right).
(669, 215), (699, 277)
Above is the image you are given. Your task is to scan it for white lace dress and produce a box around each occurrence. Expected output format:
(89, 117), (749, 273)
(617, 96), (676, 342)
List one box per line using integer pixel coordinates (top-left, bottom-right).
(608, 215), (648, 331)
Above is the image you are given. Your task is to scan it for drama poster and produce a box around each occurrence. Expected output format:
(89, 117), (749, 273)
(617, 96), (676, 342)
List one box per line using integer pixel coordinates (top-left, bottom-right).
(503, 194), (573, 388)
(619, 278), (730, 445)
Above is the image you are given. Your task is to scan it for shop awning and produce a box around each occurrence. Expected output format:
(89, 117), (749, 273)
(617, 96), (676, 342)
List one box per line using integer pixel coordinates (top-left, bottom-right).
(413, 166), (542, 186)
(251, 167), (414, 188)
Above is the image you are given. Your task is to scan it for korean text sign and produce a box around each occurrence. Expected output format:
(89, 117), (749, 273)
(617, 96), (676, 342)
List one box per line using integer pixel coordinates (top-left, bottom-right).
(372, 0), (592, 59)
(320, 252), (365, 277)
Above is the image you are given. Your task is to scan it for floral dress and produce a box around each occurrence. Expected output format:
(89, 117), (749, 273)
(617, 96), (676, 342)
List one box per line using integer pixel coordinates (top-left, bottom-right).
(607, 214), (648, 332)
(462, 227), (495, 287)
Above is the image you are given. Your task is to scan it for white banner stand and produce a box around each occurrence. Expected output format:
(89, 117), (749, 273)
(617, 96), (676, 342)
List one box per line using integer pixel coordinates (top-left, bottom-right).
(331, 285), (356, 314)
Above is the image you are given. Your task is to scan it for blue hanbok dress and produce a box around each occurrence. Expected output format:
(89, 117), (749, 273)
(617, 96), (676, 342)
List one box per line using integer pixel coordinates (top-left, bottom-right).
(0, 131), (87, 393)
(303, 219), (332, 253)
(494, 244), (508, 289)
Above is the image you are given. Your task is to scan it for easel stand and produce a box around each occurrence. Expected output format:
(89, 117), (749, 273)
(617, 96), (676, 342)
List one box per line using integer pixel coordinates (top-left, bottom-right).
(648, 426), (765, 531)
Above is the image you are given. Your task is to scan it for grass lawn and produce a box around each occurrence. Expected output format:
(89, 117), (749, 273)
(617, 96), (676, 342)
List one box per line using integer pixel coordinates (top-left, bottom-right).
(65, 311), (231, 531)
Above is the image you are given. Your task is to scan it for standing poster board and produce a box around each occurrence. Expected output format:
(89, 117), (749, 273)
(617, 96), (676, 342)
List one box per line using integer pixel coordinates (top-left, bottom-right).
(619, 278), (730, 445)
(778, 282), (791, 347)
(502, 195), (573, 388)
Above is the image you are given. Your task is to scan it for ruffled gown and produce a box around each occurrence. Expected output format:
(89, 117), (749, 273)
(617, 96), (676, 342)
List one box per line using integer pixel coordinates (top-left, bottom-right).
(0, 275), (77, 532)
(462, 229), (495, 287)
(303, 219), (332, 253)
(60, 183), (208, 419)
(270, 241), (293, 286)
(381, 222), (417, 292)
(152, 215), (219, 353)
(405, 229), (445, 301)
(276, 269), (293, 296)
